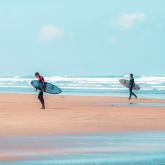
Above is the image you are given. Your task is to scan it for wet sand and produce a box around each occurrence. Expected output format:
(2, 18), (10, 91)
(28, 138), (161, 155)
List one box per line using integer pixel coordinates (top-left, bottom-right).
(0, 94), (165, 137)
(1, 132), (165, 164)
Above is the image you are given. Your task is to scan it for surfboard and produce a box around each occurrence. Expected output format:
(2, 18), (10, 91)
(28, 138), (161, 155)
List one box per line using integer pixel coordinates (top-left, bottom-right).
(119, 79), (140, 90)
(31, 80), (62, 94)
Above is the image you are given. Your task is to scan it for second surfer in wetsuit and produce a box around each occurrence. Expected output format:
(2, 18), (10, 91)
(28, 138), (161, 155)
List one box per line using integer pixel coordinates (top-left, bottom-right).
(35, 72), (45, 109)
(129, 74), (137, 100)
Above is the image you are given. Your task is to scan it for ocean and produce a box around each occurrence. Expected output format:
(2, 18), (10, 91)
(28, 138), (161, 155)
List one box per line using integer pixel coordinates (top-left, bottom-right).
(0, 75), (165, 98)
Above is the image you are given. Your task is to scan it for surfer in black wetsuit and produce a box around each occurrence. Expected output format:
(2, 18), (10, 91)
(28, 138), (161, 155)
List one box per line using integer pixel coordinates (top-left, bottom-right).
(35, 72), (45, 109)
(129, 74), (137, 100)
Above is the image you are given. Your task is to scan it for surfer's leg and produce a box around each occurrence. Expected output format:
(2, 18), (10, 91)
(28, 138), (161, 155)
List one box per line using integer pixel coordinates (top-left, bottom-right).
(40, 91), (45, 109)
(129, 88), (133, 99)
(132, 92), (137, 99)
(38, 91), (45, 109)
(38, 91), (42, 105)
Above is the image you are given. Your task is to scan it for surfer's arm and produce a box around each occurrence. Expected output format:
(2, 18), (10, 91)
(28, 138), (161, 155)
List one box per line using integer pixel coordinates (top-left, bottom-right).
(41, 79), (45, 92)
(133, 79), (135, 87)
(38, 76), (45, 91)
(129, 78), (134, 88)
(41, 80), (44, 89)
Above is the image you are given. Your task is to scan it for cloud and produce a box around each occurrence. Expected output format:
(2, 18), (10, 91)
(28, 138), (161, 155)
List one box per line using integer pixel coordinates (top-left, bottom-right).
(115, 12), (145, 29)
(39, 25), (64, 41)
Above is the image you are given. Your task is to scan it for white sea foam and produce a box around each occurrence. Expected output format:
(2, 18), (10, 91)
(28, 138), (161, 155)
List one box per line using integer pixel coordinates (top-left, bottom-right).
(0, 76), (164, 94)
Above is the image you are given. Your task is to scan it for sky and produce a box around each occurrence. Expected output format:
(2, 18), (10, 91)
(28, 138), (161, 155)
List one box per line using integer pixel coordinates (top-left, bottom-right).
(0, 0), (164, 76)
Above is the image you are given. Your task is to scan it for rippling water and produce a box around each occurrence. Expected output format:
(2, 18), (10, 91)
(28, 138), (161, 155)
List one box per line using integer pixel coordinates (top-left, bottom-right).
(1, 132), (165, 165)
(0, 75), (165, 98)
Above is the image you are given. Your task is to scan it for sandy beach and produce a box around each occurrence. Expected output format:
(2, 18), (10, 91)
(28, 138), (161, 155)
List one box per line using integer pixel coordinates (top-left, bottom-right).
(0, 94), (165, 138)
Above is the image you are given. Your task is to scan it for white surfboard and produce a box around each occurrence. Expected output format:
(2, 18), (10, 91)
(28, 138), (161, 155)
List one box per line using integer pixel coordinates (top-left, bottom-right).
(119, 79), (140, 90)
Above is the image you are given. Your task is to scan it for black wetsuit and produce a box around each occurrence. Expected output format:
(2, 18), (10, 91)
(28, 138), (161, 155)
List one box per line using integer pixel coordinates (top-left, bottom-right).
(38, 76), (45, 108)
(129, 77), (137, 99)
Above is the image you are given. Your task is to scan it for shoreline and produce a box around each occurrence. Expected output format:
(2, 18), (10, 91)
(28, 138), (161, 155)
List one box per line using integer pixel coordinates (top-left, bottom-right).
(0, 94), (165, 138)
(0, 92), (165, 100)
(0, 91), (165, 100)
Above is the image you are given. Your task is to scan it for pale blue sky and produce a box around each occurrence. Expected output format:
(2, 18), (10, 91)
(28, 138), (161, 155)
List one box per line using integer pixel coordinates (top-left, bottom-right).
(0, 0), (164, 76)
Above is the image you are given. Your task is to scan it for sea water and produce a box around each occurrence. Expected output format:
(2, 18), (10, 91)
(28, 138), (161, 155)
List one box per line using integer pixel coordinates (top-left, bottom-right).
(0, 75), (165, 98)
(1, 132), (165, 165)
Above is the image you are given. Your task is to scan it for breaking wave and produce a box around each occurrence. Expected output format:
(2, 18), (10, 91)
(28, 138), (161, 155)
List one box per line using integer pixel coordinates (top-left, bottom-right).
(0, 75), (164, 97)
